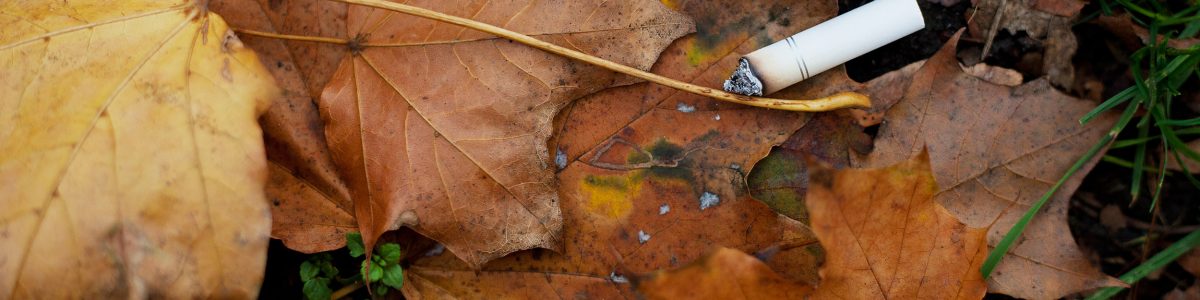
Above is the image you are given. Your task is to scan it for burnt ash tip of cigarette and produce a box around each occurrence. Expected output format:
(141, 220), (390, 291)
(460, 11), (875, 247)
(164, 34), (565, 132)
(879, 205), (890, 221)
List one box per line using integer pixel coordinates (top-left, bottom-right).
(723, 58), (764, 96)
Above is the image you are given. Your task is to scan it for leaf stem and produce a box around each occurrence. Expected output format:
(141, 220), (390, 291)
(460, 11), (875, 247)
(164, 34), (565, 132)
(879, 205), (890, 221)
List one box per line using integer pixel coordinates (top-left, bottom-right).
(322, 0), (871, 112)
(331, 280), (364, 299)
(234, 29), (351, 45)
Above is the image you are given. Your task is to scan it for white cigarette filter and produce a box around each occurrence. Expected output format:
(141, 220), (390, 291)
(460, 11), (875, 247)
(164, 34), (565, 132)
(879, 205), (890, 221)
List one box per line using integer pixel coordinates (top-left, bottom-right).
(723, 0), (925, 96)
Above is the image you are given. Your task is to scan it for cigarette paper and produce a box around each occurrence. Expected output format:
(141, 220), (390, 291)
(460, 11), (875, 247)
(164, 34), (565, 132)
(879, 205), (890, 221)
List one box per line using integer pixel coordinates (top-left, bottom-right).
(723, 0), (925, 96)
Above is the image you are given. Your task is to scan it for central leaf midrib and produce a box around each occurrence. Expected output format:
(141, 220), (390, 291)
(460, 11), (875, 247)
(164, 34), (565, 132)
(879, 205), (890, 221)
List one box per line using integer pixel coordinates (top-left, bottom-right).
(357, 54), (552, 233)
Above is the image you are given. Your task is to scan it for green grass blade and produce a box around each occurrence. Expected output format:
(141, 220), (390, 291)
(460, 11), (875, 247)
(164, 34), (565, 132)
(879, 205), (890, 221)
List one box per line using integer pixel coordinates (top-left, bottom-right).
(1082, 88), (1134, 124)
(1085, 229), (1200, 300)
(1159, 117), (1200, 126)
(1112, 136), (1161, 149)
(1130, 120), (1150, 200)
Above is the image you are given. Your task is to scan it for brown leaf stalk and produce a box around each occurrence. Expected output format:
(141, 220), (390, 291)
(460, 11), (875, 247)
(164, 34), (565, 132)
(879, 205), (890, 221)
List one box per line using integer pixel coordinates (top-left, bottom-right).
(315, 0), (870, 112)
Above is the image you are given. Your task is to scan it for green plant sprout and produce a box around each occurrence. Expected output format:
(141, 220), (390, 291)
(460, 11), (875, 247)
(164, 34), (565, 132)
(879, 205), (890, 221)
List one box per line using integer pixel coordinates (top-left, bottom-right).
(300, 232), (404, 300)
(981, 0), (1200, 298)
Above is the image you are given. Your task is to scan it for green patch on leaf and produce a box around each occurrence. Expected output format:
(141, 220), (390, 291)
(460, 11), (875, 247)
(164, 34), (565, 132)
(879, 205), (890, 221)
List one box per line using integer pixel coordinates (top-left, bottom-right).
(746, 149), (810, 222)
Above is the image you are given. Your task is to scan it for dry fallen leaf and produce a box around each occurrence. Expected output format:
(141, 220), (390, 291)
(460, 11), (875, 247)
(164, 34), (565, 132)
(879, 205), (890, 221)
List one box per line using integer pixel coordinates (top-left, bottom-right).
(637, 247), (815, 300)
(210, 0), (356, 253)
(749, 60), (925, 220)
(640, 152), (989, 300)
(809, 151), (989, 299)
(218, 0), (696, 265)
(1, 0), (276, 297)
(854, 31), (1124, 299)
(399, 0), (844, 297)
(1094, 13), (1200, 51)
(970, 0), (1078, 88)
(403, 161), (817, 298)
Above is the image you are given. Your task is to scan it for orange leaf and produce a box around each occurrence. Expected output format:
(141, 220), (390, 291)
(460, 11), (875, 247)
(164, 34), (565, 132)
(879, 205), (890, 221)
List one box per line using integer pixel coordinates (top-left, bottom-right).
(398, 0), (846, 297)
(637, 247), (815, 300)
(809, 151), (989, 299)
(637, 153), (988, 299)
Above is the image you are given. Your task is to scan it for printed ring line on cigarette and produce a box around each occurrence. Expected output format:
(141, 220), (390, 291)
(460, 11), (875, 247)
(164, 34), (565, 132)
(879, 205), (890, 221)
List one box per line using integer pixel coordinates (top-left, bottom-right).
(724, 0), (926, 96)
(325, 0), (873, 112)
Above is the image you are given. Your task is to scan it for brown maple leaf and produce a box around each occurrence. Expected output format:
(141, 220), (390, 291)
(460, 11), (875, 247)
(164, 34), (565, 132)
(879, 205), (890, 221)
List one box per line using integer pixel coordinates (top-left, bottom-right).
(211, 0), (357, 253)
(215, 0), (695, 266)
(637, 247), (815, 300)
(853, 31), (1125, 299)
(397, 0), (845, 297)
(809, 151), (989, 299)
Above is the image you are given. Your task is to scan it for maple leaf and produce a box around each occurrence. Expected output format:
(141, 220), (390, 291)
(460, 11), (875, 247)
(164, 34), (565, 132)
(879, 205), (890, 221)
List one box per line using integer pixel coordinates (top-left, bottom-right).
(853, 31), (1125, 299)
(321, 0), (693, 267)
(808, 151), (989, 299)
(638, 152), (989, 300)
(397, 0), (845, 297)
(216, 0), (694, 264)
(0, 0), (276, 297)
(210, 0), (356, 253)
(637, 247), (815, 299)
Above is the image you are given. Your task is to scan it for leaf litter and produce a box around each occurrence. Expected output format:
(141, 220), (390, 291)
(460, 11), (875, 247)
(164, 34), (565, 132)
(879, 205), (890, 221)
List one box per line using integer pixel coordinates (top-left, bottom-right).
(1, 0), (276, 297)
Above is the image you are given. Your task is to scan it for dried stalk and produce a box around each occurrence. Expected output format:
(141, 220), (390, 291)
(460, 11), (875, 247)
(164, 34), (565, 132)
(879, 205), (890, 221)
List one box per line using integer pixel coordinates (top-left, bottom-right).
(316, 0), (871, 112)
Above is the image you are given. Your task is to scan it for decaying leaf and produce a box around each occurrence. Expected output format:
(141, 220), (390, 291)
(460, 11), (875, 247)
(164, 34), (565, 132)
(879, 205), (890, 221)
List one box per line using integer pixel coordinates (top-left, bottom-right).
(853, 32), (1124, 299)
(748, 60), (925, 220)
(809, 151), (989, 299)
(637, 247), (814, 300)
(210, 0), (356, 253)
(970, 0), (1079, 88)
(640, 153), (989, 299)
(1, 0), (276, 297)
(218, 0), (696, 265)
(399, 0), (844, 297)
(403, 161), (817, 298)
(1094, 13), (1200, 51)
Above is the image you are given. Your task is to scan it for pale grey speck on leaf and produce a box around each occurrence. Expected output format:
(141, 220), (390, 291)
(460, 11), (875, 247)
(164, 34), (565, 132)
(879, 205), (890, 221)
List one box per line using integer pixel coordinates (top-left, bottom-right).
(638, 230), (651, 244)
(676, 102), (696, 113)
(609, 272), (629, 283)
(554, 148), (568, 170)
(699, 192), (720, 210)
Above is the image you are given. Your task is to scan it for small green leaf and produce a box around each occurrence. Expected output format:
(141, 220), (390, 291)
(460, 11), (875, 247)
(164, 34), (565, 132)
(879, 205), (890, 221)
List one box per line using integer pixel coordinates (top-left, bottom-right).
(346, 232), (365, 258)
(378, 243), (403, 265)
(300, 261), (319, 282)
(302, 277), (332, 300)
(382, 264), (404, 289)
(375, 284), (390, 296)
(362, 260), (383, 282)
(318, 260), (339, 278)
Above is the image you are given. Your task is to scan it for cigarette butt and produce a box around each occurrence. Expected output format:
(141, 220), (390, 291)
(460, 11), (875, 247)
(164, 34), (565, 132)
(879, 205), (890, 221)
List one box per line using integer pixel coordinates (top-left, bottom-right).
(724, 0), (925, 96)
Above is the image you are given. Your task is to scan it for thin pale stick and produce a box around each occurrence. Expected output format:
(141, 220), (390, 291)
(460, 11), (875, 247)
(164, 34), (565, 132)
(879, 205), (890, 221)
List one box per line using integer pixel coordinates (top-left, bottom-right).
(235, 29), (500, 48)
(235, 29), (351, 45)
(325, 0), (871, 112)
